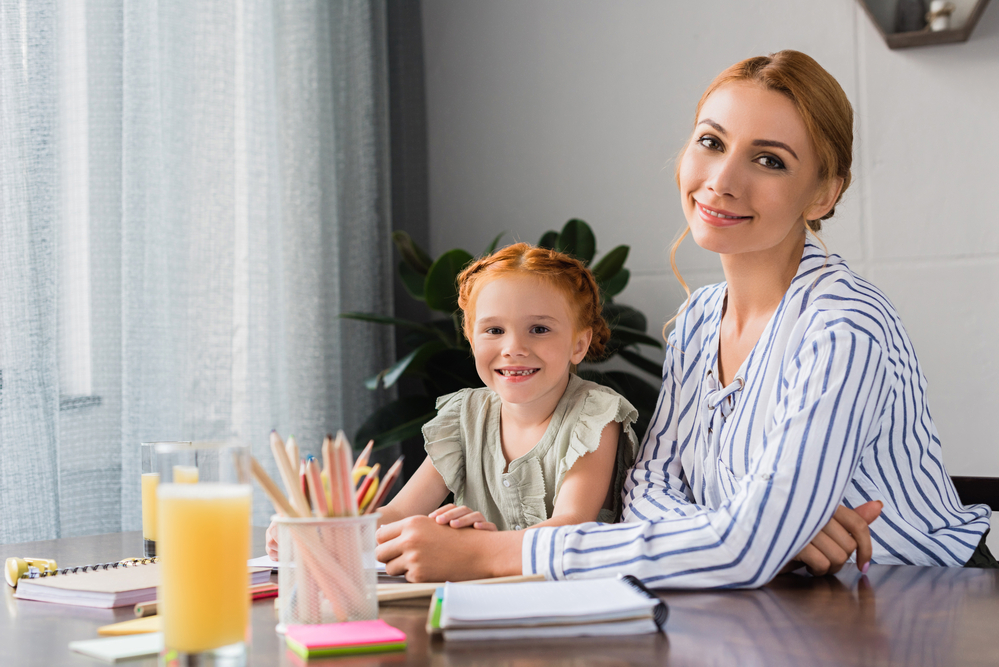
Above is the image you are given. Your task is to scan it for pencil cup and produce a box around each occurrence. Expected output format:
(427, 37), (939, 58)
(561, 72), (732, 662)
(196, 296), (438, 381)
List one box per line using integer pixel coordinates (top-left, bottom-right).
(275, 514), (379, 631)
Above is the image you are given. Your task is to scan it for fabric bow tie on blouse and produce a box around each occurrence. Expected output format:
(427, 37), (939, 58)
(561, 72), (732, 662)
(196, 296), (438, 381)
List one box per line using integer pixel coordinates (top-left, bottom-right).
(700, 372), (745, 508)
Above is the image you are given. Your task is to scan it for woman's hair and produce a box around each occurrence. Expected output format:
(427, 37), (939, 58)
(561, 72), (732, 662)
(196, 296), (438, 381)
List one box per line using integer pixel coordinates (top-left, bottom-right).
(665, 50), (852, 338)
(457, 242), (611, 361)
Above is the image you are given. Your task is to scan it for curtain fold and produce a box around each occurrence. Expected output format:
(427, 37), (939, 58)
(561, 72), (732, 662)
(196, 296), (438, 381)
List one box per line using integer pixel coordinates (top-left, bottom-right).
(0, 0), (393, 542)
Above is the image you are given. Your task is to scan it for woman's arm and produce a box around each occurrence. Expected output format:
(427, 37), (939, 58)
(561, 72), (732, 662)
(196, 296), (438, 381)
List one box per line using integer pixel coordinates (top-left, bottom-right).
(526, 330), (890, 588)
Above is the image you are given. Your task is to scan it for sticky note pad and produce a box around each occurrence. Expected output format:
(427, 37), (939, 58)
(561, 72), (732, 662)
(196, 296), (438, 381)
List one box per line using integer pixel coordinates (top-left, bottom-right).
(285, 619), (406, 658)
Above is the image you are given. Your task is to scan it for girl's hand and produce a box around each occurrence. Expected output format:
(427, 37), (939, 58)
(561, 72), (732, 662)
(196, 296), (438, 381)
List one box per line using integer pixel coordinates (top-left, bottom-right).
(429, 503), (498, 530)
(265, 520), (279, 561)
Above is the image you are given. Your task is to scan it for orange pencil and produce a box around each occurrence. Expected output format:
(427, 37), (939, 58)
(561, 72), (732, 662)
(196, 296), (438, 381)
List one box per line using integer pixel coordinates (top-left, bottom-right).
(305, 456), (328, 517)
(352, 439), (374, 476)
(335, 431), (358, 516)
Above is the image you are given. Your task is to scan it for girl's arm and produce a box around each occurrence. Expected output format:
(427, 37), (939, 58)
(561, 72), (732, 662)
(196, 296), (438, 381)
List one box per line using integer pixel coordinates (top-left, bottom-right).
(533, 421), (621, 528)
(374, 455), (451, 526)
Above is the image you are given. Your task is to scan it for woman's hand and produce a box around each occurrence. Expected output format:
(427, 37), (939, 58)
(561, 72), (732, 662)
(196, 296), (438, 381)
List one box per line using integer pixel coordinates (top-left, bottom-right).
(781, 500), (883, 576)
(265, 520), (279, 561)
(428, 503), (498, 531)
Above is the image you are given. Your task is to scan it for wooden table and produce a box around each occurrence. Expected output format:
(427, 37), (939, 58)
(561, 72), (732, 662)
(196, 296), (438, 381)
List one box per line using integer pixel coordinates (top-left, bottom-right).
(1, 531), (997, 666)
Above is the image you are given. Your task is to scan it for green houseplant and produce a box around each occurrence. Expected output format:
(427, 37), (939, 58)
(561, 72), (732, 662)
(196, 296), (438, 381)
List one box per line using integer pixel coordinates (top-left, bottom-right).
(341, 219), (664, 451)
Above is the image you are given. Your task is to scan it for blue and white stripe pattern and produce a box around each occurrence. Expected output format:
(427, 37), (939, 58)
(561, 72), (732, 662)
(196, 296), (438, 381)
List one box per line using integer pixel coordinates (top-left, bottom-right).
(522, 242), (990, 588)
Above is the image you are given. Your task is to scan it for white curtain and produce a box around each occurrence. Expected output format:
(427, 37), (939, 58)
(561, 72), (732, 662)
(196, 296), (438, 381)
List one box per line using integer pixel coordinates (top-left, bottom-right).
(0, 0), (393, 542)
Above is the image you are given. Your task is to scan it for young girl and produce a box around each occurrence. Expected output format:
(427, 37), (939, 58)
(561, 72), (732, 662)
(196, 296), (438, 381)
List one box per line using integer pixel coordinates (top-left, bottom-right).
(375, 242), (640, 533)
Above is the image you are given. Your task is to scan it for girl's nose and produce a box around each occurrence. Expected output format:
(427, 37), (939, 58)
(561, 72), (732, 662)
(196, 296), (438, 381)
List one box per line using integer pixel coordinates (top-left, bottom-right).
(502, 332), (529, 356)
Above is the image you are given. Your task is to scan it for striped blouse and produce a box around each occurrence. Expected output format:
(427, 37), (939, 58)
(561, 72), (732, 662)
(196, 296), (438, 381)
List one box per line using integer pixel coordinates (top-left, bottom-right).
(522, 242), (991, 588)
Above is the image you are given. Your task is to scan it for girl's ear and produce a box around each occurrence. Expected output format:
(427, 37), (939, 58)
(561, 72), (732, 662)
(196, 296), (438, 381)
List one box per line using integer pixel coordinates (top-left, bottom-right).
(571, 328), (593, 366)
(804, 176), (844, 223)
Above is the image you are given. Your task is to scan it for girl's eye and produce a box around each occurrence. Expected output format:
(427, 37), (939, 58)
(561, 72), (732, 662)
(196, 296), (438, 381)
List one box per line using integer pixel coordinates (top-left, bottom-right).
(696, 135), (722, 151)
(756, 155), (785, 170)
(529, 326), (550, 334)
(484, 327), (503, 335)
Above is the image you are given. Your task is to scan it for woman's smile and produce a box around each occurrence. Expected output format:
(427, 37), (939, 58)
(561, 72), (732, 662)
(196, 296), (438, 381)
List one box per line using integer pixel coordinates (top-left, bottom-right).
(695, 200), (752, 227)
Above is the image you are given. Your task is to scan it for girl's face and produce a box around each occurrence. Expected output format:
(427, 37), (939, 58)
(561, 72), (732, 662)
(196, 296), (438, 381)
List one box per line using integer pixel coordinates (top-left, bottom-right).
(678, 81), (840, 257)
(470, 274), (591, 412)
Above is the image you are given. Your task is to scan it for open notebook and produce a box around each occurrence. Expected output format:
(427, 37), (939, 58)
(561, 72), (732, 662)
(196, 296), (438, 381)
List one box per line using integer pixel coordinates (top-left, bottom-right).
(15, 562), (271, 608)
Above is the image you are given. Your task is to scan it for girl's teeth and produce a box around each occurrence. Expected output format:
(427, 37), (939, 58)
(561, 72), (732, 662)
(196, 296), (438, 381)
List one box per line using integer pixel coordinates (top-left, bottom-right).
(501, 369), (537, 376)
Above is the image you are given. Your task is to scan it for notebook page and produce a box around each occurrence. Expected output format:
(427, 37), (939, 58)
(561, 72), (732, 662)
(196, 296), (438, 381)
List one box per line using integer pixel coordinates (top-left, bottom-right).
(442, 579), (655, 624)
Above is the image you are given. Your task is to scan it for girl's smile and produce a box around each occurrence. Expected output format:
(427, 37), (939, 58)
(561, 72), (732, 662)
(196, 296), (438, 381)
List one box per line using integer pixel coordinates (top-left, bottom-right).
(471, 274), (591, 419)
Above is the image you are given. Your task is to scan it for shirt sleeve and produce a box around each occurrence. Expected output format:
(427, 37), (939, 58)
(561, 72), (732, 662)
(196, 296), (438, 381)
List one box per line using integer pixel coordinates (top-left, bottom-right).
(522, 329), (892, 589)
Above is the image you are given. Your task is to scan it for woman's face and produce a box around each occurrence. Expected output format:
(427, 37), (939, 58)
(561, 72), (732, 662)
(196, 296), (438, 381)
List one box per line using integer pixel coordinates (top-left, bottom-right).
(678, 81), (837, 257)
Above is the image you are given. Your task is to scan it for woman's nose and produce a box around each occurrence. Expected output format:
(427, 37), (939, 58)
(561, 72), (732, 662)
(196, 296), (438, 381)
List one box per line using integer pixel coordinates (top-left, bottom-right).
(705, 154), (742, 198)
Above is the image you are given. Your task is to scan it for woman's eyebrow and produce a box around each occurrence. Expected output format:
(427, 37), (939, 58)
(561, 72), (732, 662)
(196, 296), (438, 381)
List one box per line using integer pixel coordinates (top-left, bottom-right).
(698, 118), (799, 161)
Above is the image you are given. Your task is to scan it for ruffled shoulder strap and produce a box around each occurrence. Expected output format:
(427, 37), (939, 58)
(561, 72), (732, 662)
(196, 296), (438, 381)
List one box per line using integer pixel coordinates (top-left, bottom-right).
(422, 390), (468, 499)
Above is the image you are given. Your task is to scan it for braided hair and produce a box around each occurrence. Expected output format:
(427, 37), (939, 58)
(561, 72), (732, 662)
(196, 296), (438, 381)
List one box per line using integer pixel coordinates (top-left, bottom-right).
(457, 242), (611, 361)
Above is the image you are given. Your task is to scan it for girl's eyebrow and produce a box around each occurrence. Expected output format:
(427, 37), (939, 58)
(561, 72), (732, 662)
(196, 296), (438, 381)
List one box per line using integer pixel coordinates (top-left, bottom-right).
(697, 118), (799, 161)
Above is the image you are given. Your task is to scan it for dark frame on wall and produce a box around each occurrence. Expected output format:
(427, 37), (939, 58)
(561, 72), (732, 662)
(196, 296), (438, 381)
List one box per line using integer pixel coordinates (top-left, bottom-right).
(856, 0), (992, 48)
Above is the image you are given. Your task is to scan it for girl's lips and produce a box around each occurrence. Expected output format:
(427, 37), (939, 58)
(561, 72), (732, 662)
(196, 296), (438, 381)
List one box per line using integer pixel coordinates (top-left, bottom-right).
(495, 368), (539, 383)
(695, 201), (751, 227)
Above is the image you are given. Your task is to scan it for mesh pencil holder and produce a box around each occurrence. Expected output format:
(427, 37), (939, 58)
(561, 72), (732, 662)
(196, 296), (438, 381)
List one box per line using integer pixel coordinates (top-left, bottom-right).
(275, 514), (379, 631)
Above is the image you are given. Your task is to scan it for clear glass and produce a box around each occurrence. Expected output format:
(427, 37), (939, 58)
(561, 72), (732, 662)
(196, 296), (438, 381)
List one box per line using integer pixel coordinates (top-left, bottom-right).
(155, 441), (251, 667)
(140, 441), (191, 558)
(274, 514), (379, 632)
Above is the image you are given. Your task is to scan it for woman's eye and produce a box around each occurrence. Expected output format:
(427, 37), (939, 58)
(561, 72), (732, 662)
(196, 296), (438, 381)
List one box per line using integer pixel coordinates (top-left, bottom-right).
(696, 135), (722, 151)
(529, 326), (550, 334)
(756, 155), (785, 170)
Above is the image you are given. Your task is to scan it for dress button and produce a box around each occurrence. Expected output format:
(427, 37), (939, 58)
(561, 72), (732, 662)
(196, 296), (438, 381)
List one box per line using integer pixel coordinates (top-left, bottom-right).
(503, 479), (511, 488)
(514, 525), (522, 530)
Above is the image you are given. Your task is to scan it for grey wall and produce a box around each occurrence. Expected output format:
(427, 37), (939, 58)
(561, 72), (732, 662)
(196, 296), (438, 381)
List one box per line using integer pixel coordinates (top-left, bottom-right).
(421, 1), (998, 482)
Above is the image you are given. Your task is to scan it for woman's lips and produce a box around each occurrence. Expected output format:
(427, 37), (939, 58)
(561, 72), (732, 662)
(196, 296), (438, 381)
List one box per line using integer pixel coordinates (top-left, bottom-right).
(696, 201), (751, 227)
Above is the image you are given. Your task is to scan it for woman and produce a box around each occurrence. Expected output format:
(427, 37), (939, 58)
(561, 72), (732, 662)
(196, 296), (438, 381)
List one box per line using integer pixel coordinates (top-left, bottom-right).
(376, 51), (993, 587)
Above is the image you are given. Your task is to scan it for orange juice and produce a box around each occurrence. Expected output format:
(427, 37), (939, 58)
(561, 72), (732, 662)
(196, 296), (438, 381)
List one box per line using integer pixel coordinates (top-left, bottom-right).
(158, 483), (251, 653)
(173, 465), (200, 484)
(141, 473), (159, 541)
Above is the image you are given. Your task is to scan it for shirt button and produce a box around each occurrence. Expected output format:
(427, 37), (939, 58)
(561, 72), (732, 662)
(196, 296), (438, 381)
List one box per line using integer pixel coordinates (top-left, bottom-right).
(761, 473), (771, 480)
(503, 479), (511, 488)
(514, 524), (522, 530)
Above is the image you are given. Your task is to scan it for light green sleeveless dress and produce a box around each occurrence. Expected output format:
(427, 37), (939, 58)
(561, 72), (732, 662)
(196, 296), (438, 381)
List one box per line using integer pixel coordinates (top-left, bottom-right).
(422, 374), (640, 531)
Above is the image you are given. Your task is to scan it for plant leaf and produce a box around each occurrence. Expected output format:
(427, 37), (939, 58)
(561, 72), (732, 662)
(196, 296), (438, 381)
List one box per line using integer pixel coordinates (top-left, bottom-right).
(483, 232), (506, 256)
(602, 302), (647, 332)
(618, 348), (664, 377)
(557, 219), (596, 265)
(424, 249), (474, 313)
(612, 324), (664, 349)
(602, 267), (630, 298)
(339, 312), (439, 336)
(398, 261), (426, 300)
(591, 245), (629, 285)
(538, 230), (559, 250)
(365, 340), (450, 390)
(392, 230), (434, 274)
(354, 395), (437, 449)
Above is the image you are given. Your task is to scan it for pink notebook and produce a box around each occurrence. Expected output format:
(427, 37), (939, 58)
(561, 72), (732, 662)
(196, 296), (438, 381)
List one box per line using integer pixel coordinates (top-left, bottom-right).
(285, 619), (407, 658)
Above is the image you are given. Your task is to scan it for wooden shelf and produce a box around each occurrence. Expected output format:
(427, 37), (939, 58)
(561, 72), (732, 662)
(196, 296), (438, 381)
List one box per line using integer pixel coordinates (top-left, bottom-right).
(856, 0), (992, 48)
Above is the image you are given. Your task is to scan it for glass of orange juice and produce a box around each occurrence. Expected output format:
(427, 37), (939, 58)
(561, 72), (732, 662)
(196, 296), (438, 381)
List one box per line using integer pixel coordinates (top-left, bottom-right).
(155, 441), (251, 666)
(141, 441), (192, 559)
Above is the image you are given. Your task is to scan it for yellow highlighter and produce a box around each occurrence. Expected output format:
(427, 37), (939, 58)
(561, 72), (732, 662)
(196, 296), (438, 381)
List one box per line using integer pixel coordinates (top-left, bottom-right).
(5, 557), (58, 589)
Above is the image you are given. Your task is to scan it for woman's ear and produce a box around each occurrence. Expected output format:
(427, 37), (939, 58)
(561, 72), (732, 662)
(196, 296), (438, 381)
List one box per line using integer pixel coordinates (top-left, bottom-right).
(571, 328), (594, 365)
(804, 176), (844, 222)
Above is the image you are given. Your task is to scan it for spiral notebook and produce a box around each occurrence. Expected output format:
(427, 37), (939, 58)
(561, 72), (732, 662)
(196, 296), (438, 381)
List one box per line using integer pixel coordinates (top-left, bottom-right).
(14, 560), (270, 609)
